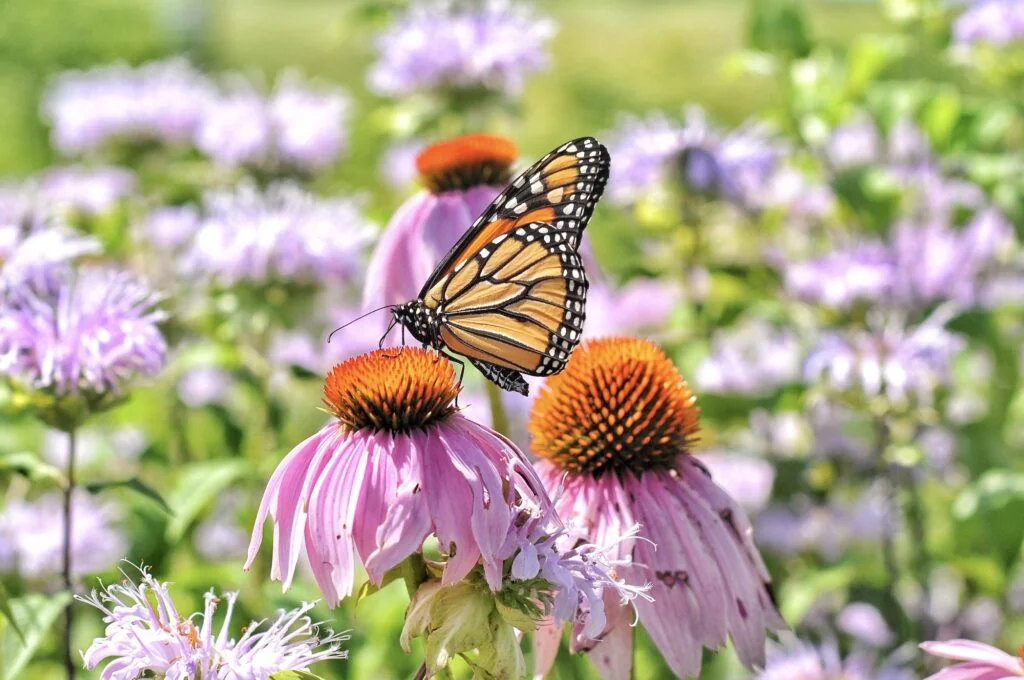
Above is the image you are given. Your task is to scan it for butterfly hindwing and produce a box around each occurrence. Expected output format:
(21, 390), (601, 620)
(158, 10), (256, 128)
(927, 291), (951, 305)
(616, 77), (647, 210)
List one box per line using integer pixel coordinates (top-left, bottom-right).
(469, 359), (529, 396)
(420, 136), (609, 295)
(426, 221), (588, 377)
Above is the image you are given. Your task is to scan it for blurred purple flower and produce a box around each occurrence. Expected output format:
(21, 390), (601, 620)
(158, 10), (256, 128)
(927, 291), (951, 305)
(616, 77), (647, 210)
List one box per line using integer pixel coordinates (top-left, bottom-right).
(825, 115), (881, 170)
(368, 0), (556, 97)
(0, 266), (166, 396)
(195, 82), (272, 168)
(43, 425), (148, 468)
(0, 226), (100, 292)
(953, 0), (1024, 45)
(887, 118), (931, 166)
(0, 180), (38, 228)
(246, 349), (551, 605)
(43, 58), (215, 155)
(79, 566), (348, 679)
(196, 72), (350, 172)
(583, 277), (681, 339)
(39, 165), (137, 216)
(0, 490), (125, 580)
(804, 309), (966, 406)
(183, 182), (373, 287)
(695, 319), (803, 395)
(379, 138), (427, 190)
(693, 451), (776, 512)
(920, 639), (1024, 679)
(141, 204), (201, 250)
(177, 365), (233, 408)
(194, 492), (249, 562)
(785, 241), (895, 309)
(758, 637), (914, 680)
(891, 210), (1015, 307)
(607, 106), (782, 208)
(269, 72), (351, 171)
(756, 486), (890, 560)
(838, 602), (894, 648)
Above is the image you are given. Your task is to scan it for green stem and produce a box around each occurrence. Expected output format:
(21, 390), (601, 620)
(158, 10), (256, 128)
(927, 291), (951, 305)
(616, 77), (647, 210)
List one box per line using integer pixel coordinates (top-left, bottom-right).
(62, 428), (77, 680)
(484, 381), (510, 439)
(901, 466), (934, 641)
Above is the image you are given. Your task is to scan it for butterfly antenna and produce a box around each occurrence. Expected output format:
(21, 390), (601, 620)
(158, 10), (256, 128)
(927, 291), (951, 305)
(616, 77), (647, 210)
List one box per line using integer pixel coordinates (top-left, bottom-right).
(327, 304), (394, 344)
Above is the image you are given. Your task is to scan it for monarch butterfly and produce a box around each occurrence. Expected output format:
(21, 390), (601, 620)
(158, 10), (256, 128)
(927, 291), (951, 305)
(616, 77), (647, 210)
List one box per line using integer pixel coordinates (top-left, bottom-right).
(391, 136), (610, 396)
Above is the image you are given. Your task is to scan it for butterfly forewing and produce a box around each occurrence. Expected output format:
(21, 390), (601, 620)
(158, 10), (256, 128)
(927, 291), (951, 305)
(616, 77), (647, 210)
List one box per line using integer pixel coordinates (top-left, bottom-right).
(426, 221), (588, 376)
(419, 136), (610, 296)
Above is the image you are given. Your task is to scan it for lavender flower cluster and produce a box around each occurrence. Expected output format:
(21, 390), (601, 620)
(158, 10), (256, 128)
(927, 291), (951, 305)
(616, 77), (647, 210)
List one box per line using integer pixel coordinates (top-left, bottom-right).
(44, 61), (350, 173)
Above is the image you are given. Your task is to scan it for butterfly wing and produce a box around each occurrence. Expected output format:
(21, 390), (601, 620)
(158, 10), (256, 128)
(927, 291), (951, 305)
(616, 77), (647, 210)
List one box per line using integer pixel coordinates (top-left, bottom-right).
(424, 221), (587, 380)
(419, 136), (609, 298)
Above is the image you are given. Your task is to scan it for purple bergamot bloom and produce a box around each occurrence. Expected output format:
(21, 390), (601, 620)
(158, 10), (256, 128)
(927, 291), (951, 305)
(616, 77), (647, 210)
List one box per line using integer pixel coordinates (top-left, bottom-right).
(0, 265), (166, 401)
(246, 347), (554, 605)
(0, 489), (125, 581)
(39, 165), (137, 217)
(368, 0), (556, 98)
(605, 106), (781, 209)
(0, 226), (100, 292)
(803, 308), (966, 407)
(78, 565), (348, 680)
(953, 0), (1024, 46)
(758, 636), (914, 680)
(529, 337), (785, 678)
(695, 318), (803, 396)
(182, 181), (373, 287)
(42, 58), (215, 156)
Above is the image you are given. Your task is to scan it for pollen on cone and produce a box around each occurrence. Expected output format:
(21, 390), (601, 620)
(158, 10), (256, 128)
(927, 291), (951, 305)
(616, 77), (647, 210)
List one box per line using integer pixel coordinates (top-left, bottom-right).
(529, 337), (701, 476)
(415, 133), (518, 193)
(323, 348), (460, 433)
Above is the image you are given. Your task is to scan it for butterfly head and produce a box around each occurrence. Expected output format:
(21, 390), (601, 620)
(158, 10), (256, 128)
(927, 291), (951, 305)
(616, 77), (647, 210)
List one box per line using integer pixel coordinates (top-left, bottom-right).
(392, 299), (439, 347)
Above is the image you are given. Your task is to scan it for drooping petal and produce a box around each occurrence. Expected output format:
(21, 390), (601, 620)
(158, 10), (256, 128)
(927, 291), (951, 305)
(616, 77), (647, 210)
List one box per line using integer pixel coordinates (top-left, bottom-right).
(585, 610), (633, 680)
(280, 427), (337, 589)
(305, 435), (369, 604)
(920, 640), (1024, 673)
(363, 434), (431, 583)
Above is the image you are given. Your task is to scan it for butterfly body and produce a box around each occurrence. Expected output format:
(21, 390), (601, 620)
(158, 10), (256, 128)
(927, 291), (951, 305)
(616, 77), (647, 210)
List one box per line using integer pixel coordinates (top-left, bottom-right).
(392, 136), (610, 395)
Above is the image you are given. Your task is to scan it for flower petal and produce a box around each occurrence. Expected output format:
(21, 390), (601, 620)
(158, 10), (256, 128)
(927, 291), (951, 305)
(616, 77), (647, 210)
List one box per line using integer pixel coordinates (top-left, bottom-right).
(921, 641), (1024, 673)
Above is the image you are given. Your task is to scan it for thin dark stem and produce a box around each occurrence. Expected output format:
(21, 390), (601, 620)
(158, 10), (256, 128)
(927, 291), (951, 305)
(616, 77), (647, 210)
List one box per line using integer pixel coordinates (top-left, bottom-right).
(902, 466), (934, 641)
(62, 428), (77, 680)
(873, 418), (907, 638)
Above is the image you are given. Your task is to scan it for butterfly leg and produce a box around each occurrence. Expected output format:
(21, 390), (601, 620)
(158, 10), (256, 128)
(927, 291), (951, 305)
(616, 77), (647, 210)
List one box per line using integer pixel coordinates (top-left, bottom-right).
(438, 350), (467, 406)
(469, 359), (528, 396)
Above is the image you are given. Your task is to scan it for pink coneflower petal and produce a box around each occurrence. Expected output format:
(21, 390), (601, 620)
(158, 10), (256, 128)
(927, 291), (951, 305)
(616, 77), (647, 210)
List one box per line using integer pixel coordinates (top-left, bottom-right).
(249, 348), (551, 607)
(921, 639), (1024, 674)
(530, 338), (784, 676)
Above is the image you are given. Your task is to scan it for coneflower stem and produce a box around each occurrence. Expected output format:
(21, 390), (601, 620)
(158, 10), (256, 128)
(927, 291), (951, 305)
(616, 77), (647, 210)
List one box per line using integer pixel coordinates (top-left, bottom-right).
(484, 381), (510, 439)
(62, 427), (77, 680)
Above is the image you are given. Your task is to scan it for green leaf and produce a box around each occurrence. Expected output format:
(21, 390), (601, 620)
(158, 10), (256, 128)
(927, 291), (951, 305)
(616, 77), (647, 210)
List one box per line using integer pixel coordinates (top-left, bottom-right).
(778, 565), (856, 623)
(85, 477), (173, 515)
(269, 672), (328, 680)
(746, 0), (812, 59)
(165, 460), (247, 543)
(0, 451), (65, 485)
(0, 591), (72, 680)
(0, 583), (24, 643)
